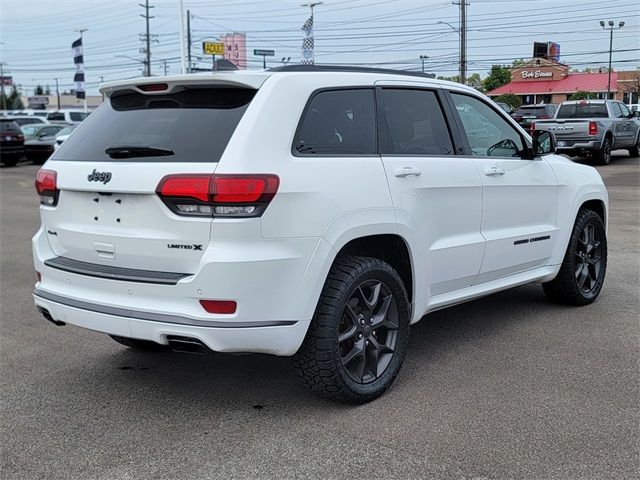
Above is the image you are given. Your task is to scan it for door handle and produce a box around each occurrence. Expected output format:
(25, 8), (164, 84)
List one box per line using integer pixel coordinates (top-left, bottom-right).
(484, 166), (506, 177)
(393, 167), (422, 178)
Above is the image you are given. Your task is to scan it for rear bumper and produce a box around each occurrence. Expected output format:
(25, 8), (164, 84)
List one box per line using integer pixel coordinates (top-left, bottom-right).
(0, 145), (25, 156)
(33, 288), (309, 355)
(32, 226), (331, 355)
(556, 139), (600, 151)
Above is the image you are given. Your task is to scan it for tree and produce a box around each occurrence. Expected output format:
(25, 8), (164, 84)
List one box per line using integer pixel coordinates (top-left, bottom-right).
(45, 85), (51, 95)
(437, 75), (459, 82)
(1, 84), (25, 110)
(34, 84), (44, 95)
(569, 91), (597, 101)
(494, 93), (521, 109)
(483, 65), (512, 92)
(467, 73), (483, 91)
(512, 58), (526, 67)
(621, 72), (640, 103)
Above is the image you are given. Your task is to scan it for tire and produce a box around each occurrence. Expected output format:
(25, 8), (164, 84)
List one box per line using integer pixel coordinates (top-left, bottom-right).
(293, 256), (410, 404)
(1, 155), (20, 167)
(542, 209), (607, 306)
(628, 139), (640, 158)
(596, 137), (612, 165)
(110, 335), (167, 352)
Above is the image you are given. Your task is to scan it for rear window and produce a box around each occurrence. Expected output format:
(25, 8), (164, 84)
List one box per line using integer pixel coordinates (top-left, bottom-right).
(1, 120), (21, 133)
(556, 103), (608, 119)
(53, 87), (256, 162)
(13, 117), (44, 126)
(515, 106), (547, 116)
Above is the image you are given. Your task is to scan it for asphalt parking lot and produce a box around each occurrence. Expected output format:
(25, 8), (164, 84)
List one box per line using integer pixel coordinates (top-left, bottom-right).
(1, 154), (638, 480)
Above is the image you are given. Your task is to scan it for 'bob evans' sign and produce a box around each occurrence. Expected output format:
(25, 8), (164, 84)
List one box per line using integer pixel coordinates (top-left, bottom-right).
(521, 70), (554, 79)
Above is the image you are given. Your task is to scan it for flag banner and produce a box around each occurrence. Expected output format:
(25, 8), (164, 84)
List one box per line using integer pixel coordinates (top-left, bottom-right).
(301, 16), (314, 65)
(72, 37), (85, 100)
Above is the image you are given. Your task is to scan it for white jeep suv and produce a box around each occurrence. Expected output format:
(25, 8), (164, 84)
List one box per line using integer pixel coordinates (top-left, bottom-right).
(32, 66), (608, 403)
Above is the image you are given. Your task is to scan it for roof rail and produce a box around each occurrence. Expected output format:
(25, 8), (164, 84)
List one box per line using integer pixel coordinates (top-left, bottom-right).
(267, 64), (438, 79)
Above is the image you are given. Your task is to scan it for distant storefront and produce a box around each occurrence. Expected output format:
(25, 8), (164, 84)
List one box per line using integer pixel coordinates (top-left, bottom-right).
(487, 57), (639, 105)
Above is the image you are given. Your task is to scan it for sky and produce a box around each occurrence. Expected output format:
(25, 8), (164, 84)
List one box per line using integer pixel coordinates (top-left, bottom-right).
(0, 0), (639, 96)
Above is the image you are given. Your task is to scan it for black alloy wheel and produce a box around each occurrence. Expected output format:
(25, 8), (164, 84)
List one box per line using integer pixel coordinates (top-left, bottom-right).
(293, 256), (410, 403)
(598, 138), (612, 165)
(543, 209), (607, 305)
(338, 280), (399, 384)
(574, 223), (603, 294)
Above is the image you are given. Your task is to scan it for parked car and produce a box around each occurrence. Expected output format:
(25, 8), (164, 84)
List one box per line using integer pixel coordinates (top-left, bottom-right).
(535, 99), (640, 164)
(628, 103), (640, 113)
(52, 125), (77, 150)
(512, 104), (559, 130)
(21, 123), (67, 141)
(46, 110), (90, 124)
(32, 67), (609, 403)
(10, 109), (49, 118)
(10, 116), (49, 127)
(25, 134), (59, 165)
(495, 101), (515, 115)
(0, 118), (25, 166)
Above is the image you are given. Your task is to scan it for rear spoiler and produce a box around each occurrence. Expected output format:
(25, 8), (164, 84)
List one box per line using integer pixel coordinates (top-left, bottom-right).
(100, 72), (271, 98)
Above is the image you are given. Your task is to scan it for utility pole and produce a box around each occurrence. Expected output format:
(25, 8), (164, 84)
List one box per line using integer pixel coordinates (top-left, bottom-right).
(178, 0), (187, 74)
(600, 20), (625, 99)
(186, 10), (192, 73)
(452, 0), (468, 85)
(0, 62), (6, 111)
(140, 0), (154, 76)
(162, 59), (168, 75)
(55, 78), (61, 109)
(98, 76), (103, 102)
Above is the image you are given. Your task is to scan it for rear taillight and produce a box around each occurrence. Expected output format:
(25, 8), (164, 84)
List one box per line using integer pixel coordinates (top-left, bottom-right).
(588, 121), (598, 136)
(157, 174), (279, 218)
(35, 169), (59, 206)
(16, 134), (24, 141)
(530, 121), (536, 133)
(539, 114), (550, 119)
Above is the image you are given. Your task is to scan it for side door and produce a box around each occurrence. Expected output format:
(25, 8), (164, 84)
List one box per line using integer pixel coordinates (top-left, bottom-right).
(615, 102), (637, 147)
(446, 91), (559, 285)
(377, 85), (485, 301)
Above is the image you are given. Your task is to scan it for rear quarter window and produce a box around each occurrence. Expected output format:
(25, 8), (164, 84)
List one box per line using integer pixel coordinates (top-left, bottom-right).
(294, 88), (376, 155)
(53, 87), (256, 162)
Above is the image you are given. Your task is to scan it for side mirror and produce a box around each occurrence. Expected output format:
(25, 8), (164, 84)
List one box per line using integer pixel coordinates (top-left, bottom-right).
(531, 129), (556, 156)
(633, 110), (640, 118)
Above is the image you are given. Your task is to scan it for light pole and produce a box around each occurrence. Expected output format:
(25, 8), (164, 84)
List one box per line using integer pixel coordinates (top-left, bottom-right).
(99, 76), (104, 102)
(419, 54), (429, 73)
(301, 2), (322, 64)
(438, 20), (464, 84)
(600, 20), (625, 99)
(55, 78), (60, 110)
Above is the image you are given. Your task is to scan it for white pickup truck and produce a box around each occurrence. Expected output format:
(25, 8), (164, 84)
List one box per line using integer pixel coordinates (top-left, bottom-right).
(535, 99), (640, 164)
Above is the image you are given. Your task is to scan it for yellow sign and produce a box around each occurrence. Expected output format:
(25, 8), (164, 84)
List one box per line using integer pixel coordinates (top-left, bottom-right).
(202, 42), (225, 56)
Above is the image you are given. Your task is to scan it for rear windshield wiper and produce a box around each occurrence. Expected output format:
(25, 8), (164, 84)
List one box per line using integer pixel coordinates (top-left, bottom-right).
(105, 145), (175, 159)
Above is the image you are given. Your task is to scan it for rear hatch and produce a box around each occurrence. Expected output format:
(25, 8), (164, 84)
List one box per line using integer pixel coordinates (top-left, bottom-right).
(1, 119), (24, 148)
(41, 82), (258, 275)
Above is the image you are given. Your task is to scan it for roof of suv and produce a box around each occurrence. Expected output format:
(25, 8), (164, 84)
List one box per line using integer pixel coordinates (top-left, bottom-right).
(99, 65), (476, 97)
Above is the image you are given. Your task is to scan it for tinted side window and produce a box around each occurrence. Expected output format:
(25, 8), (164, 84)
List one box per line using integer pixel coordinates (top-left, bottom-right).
(47, 112), (65, 121)
(451, 93), (524, 157)
(381, 89), (453, 155)
(69, 112), (89, 121)
(294, 89), (376, 155)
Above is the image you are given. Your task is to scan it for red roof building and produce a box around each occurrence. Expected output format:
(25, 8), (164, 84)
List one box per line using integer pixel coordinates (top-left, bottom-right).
(486, 57), (635, 105)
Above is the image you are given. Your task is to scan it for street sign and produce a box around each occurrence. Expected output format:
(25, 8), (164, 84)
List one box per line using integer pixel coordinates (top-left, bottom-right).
(202, 42), (225, 55)
(253, 49), (275, 57)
